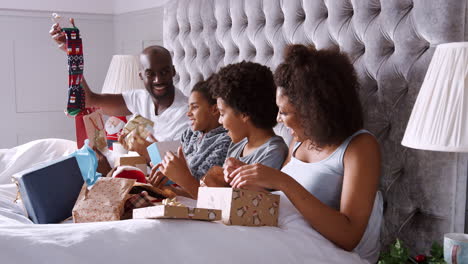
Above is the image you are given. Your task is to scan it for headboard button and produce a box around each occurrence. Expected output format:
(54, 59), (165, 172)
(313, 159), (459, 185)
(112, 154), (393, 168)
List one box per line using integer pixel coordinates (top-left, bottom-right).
(278, 16), (285, 24)
(298, 12), (306, 22)
(267, 48), (274, 56)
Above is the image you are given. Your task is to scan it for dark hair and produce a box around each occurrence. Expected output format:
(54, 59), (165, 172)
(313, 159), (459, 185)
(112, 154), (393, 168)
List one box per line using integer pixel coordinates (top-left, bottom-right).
(191, 77), (216, 105)
(274, 44), (363, 148)
(210, 61), (278, 129)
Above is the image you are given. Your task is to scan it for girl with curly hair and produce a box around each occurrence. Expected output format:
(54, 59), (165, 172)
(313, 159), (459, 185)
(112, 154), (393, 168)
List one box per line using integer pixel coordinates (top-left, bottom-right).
(150, 62), (289, 197)
(210, 61), (288, 173)
(225, 45), (383, 263)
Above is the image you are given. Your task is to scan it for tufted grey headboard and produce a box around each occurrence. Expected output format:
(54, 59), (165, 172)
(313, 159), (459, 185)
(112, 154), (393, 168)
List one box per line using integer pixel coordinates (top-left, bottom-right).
(164, 0), (468, 254)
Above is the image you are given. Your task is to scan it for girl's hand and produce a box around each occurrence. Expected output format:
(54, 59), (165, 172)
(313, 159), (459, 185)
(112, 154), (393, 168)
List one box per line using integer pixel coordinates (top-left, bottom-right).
(148, 164), (168, 188)
(223, 158), (246, 184)
(160, 147), (192, 184)
(229, 163), (289, 191)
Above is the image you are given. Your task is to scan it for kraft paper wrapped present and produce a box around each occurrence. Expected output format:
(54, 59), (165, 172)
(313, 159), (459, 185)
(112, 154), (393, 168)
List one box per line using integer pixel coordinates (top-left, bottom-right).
(133, 198), (221, 221)
(123, 115), (154, 149)
(72, 177), (136, 223)
(197, 187), (280, 227)
(117, 156), (147, 167)
(116, 155), (148, 174)
(122, 115), (154, 135)
(133, 205), (221, 221)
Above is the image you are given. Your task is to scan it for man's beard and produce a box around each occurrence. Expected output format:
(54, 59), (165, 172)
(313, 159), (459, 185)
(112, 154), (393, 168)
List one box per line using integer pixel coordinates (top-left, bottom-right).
(148, 84), (174, 101)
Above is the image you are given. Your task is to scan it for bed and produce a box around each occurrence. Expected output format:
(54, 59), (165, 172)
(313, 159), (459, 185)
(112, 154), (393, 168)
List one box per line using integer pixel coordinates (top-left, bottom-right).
(0, 0), (467, 262)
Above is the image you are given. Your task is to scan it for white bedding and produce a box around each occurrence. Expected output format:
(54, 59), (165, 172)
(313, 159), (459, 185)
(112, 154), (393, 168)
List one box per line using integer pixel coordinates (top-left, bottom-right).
(0, 138), (77, 185)
(0, 139), (368, 264)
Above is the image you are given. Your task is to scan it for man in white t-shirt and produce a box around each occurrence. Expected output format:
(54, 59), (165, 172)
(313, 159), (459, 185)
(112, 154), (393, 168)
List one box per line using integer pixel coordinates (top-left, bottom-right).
(50, 21), (189, 150)
(120, 46), (189, 142)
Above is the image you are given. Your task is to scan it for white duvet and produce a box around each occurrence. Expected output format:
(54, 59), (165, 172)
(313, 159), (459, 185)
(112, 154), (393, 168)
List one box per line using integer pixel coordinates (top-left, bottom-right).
(0, 139), (368, 264)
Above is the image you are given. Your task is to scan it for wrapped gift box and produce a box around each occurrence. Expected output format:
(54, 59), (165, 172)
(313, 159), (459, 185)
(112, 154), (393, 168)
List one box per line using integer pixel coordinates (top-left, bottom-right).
(118, 156), (146, 167)
(123, 115), (154, 149)
(133, 205), (221, 221)
(72, 177), (135, 223)
(122, 114), (154, 135)
(12, 156), (83, 224)
(116, 155), (147, 174)
(197, 187), (280, 227)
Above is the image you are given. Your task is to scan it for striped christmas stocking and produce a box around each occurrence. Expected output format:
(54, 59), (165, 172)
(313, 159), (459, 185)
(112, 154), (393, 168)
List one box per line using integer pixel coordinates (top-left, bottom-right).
(63, 27), (85, 116)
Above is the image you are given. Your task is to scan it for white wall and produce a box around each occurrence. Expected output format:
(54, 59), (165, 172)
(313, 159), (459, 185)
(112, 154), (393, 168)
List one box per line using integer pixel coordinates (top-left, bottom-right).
(0, 9), (115, 148)
(0, 0), (114, 14)
(113, 0), (169, 14)
(0, 0), (169, 14)
(114, 7), (165, 55)
(0, 3), (165, 148)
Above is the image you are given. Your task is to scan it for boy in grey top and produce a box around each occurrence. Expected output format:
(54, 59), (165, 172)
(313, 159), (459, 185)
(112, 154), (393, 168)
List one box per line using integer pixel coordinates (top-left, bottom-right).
(227, 135), (288, 170)
(181, 126), (231, 180)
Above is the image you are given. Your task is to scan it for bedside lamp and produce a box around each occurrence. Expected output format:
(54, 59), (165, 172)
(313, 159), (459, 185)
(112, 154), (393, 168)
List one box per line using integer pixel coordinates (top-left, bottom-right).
(402, 42), (468, 151)
(101, 55), (145, 94)
(401, 42), (468, 263)
(101, 55), (145, 149)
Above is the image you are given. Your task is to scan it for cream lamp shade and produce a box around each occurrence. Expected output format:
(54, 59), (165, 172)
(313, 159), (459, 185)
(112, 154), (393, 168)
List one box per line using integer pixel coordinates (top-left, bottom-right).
(402, 42), (468, 152)
(101, 55), (145, 94)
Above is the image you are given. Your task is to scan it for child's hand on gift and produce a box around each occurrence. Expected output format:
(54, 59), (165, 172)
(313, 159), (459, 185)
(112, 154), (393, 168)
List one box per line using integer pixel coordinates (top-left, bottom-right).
(158, 147), (200, 199)
(223, 158), (246, 184)
(148, 164), (169, 188)
(200, 166), (230, 187)
(160, 147), (192, 184)
(227, 163), (289, 192)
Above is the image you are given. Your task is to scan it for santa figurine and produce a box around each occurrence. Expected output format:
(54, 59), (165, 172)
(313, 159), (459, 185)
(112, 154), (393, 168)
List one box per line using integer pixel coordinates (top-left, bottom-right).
(105, 116), (127, 149)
